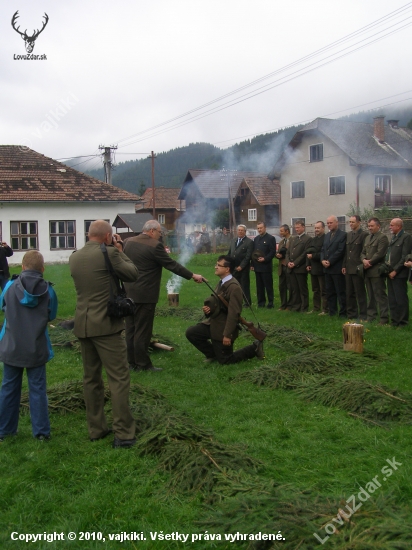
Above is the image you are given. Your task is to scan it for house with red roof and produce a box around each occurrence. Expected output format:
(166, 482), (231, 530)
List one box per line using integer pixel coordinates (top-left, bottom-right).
(0, 145), (140, 263)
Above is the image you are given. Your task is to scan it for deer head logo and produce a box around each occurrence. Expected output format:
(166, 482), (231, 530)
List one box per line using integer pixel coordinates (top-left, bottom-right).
(11, 11), (49, 54)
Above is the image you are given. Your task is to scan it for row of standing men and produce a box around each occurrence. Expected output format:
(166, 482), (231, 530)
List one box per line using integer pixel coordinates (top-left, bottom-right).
(227, 217), (412, 327)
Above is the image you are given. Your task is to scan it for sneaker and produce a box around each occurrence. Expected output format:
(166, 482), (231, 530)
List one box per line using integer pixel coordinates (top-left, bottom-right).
(203, 357), (216, 363)
(112, 437), (136, 449)
(318, 312), (328, 316)
(254, 340), (265, 359)
(35, 434), (51, 441)
(306, 310), (314, 314)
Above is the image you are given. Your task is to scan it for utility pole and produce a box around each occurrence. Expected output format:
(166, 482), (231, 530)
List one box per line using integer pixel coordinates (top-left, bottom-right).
(150, 151), (156, 219)
(221, 168), (237, 235)
(98, 145), (117, 185)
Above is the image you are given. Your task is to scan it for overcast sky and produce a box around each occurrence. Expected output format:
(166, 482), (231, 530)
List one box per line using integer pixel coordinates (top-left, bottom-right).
(1, 0), (411, 171)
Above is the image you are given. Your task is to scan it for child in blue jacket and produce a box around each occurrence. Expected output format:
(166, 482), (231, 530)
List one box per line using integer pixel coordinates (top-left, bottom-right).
(0, 251), (57, 441)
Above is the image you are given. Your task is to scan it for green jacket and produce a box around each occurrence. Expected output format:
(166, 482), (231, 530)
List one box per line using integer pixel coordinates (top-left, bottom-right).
(69, 241), (139, 338)
(360, 231), (389, 278)
(203, 277), (242, 341)
(124, 234), (193, 303)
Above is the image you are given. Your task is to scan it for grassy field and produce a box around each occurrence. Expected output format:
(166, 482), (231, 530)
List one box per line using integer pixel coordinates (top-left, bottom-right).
(0, 256), (411, 549)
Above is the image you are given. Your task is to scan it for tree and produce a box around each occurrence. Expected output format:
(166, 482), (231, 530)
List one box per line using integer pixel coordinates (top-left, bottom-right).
(211, 209), (229, 230)
(137, 181), (146, 196)
(407, 118), (412, 130)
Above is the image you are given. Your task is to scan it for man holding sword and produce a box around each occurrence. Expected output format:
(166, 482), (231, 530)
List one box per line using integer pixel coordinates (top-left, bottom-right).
(185, 255), (264, 364)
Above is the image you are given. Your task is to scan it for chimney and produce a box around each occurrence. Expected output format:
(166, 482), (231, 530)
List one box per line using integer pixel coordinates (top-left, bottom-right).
(373, 116), (385, 143)
(387, 119), (399, 129)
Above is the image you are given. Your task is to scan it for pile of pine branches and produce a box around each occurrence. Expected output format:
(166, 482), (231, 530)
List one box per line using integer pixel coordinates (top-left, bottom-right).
(48, 323), (80, 352)
(20, 380), (92, 414)
(260, 323), (384, 360)
(296, 376), (412, 425)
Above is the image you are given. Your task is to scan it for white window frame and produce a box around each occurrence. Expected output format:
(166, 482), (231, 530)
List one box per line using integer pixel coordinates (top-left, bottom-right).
(329, 175), (346, 195)
(375, 175), (391, 193)
(158, 214), (165, 224)
(248, 208), (257, 221)
(310, 143), (323, 162)
(10, 221), (38, 251)
(291, 180), (305, 199)
(50, 221), (76, 250)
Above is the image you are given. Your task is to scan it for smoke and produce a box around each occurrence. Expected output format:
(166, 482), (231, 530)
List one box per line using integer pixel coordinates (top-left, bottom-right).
(221, 132), (290, 174)
(166, 245), (193, 294)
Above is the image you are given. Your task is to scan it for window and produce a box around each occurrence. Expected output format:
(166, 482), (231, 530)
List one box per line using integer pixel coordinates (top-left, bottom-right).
(291, 181), (305, 198)
(291, 217), (306, 234)
(240, 188), (249, 196)
(0, 222), (2, 242)
(50, 221), (76, 250)
(310, 143), (323, 162)
(248, 209), (257, 221)
(337, 216), (346, 231)
(10, 221), (38, 250)
(85, 219), (109, 242)
(158, 214), (165, 224)
(375, 175), (391, 193)
(329, 176), (345, 195)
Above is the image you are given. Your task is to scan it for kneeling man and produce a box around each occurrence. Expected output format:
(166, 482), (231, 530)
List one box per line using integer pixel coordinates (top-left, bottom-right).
(186, 256), (263, 364)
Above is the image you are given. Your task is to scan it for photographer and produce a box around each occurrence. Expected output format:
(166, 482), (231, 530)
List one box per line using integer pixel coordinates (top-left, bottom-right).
(0, 241), (13, 290)
(69, 220), (139, 448)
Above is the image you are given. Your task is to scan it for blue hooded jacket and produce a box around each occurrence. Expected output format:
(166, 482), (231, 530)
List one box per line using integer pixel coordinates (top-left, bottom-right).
(0, 270), (58, 368)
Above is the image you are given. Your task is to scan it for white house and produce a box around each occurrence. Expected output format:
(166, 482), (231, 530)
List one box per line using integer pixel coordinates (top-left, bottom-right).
(0, 145), (140, 264)
(269, 116), (412, 230)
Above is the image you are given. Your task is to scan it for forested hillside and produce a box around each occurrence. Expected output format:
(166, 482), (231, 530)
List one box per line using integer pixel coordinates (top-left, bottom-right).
(82, 105), (412, 194)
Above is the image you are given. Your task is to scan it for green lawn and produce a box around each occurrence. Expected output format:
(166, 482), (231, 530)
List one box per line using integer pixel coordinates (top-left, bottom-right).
(0, 257), (411, 549)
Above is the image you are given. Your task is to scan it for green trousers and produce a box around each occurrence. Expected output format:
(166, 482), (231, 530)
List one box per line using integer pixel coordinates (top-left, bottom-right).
(79, 332), (135, 440)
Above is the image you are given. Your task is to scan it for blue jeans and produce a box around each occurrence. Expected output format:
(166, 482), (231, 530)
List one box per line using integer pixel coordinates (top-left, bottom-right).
(0, 364), (50, 438)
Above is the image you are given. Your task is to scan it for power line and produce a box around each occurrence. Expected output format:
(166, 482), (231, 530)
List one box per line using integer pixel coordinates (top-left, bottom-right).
(211, 91), (412, 147)
(114, 3), (412, 148)
(117, 19), (412, 149)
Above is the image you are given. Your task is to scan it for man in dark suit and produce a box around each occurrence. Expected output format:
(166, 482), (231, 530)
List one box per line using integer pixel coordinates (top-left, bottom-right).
(252, 221), (277, 308)
(360, 217), (389, 324)
(306, 221), (327, 314)
(321, 215), (347, 317)
(124, 220), (204, 372)
(342, 215), (368, 320)
(286, 219), (312, 312)
(186, 256), (263, 364)
(276, 224), (291, 310)
(69, 220), (139, 448)
(0, 240), (13, 290)
(227, 224), (253, 306)
(386, 218), (411, 327)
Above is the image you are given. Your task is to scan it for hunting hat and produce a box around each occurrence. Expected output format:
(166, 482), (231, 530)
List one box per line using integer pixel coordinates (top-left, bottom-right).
(356, 263), (365, 278)
(204, 295), (221, 319)
(306, 246), (317, 254)
(278, 246), (287, 258)
(252, 250), (264, 262)
(405, 253), (412, 263)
